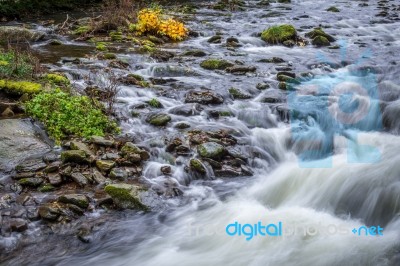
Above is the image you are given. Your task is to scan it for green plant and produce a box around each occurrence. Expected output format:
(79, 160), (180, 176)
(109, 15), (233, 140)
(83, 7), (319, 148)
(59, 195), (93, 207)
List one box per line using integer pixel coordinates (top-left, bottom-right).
(0, 49), (35, 79)
(0, 79), (42, 95)
(261, 24), (297, 44)
(25, 89), (119, 144)
(96, 42), (108, 51)
(148, 97), (162, 108)
(43, 73), (70, 85)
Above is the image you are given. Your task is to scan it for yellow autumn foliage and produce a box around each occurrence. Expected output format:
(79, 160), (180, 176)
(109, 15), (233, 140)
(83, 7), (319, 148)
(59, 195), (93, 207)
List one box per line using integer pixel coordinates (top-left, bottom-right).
(134, 8), (188, 41)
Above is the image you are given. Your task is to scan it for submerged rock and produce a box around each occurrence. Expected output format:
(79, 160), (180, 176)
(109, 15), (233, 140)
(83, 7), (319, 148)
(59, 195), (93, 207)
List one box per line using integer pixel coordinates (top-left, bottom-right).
(185, 90), (224, 105)
(104, 184), (148, 210)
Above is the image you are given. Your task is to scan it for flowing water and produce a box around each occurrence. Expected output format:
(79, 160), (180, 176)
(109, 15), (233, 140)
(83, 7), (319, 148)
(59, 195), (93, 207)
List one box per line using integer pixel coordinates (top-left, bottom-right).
(3, 0), (400, 265)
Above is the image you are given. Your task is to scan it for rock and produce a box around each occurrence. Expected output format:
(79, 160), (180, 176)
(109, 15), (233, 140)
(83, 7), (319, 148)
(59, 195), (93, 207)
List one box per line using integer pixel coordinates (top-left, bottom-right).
(161, 165), (172, 175)
(182, 50), (207, 57)
(92, 169), (106, 184)
(90, 136), (114, 147)
(0, 26), (45, 42)
(262, 89), (286, 103)
(61, 150), (87, 164)
(258, 57), (285, 63)
(150, 50), (175, 62)
(256, 83), (270, 90)
(277, 71), (296, 79)
(38, 204), (60, 221)
(1, 107), (14, 117)
(18, 178), (43, 187)
(305, 28), (335, 42)
(121, 142), (150, 161)
(146, 113), (172, 126)
(278, 82), (287, 90)
(47, 173), (63, 186)
(327, 6), (340, 12)
(15, 158), (46, 173)
(185, 90), (224, 105)
(108, 60), (130, 69)
(226, 146), (247, 161)
(312, 36), (330, 46)
(169, 103), (203, 116)
(228, 87), (252, 99)
(49, 39), (62, 45)
(58, 194), (89, 209)
(226, 65), (257, 74)
(12, 172), (35, 180)
(214, 165), (242, 177)
(175, 122), (191, 129)
(207, 35), (222, 43)
(261, 24), (297, 44)
(200, 59), (234, 70)
(44, 161), (61, 173)
(70, 172), (88, 187)
(38, 184), (55, 192)
(109, 168), (128, 179)
(10, 218), (28, 232)
(190, 159), (206, 174)
(70, 141), (95, 158)
(96, 160), (115, 173)
(197, 142), (225, 160)
(104, 184), (148, 210)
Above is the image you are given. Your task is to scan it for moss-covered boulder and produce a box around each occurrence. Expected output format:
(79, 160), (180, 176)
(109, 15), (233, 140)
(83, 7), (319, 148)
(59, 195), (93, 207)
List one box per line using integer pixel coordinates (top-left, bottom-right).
(200, 59), (234, 70)
(261, 24), (297, 44)
(61, 150), (87, 164)
(327, 6), (340, 12)
(0, 80), (41, 95)
(190, 159), (206, 174)
(96, 160), (115, 173)
(18, 177), (43, 187)
(0, 26), (45, 43)
(228, 87), (252, 99)
(305, 28), (335, 42)
(146, 113), (171, 126)
(104, 183), (148, 210)
(312, 36), (330, 46)
(197, 142), (225, 160)
(121, 142), (150, 160)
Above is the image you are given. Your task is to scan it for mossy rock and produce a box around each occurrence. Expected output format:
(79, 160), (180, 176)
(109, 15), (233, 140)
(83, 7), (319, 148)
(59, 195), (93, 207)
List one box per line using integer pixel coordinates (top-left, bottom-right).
(197, 142), (225, 160)
(61, 150), (87, 164)
(190, 159), (206, 174)
(200, 59), (234, 70)
(312, 36), (330, 46)
(183, 50), (207, 57)
(19, 177), (43, 187)
(103, 53), (117, 60)
(96, 160), (115, 173)
(121, 142), (149, 160)
(104, 184), (148, 210)
(0, 80), (41, 95)
(43, 73), (70, 85)
(228, 87), (252, 99)
(327, 6), (340, 12)
(38, 184), (55, 192)
(261, 24), (297, 44)
(146, 113), (171, 126)
(305, 28), (335, 42)
(58, 194), (89, 209)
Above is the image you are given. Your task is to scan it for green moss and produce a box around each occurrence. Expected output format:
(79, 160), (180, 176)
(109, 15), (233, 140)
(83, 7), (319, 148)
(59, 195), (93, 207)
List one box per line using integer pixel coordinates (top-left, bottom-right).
(148, 98), (162, 108)
(38, 184), (55, 192)
(305, 28), (335, 42)
(96, 42), (108, 51)
(228, 87), (252, 99)
(110, 31), (123, 42)
(0, 79), (42, 95)
(219, 111), (232, 117)
(25, 89), (119, 144)
(327, 6), (340, 12)
(43, 73), (70, 85)
(312, 36), (330, 46)
(73, 26), (91, 35)
(190, 159), (206, 174)
(103, 53), (116, 60)
(200, 59), (234, 70)
(104, 184), (148, 210)
(261, 24), (297, 44)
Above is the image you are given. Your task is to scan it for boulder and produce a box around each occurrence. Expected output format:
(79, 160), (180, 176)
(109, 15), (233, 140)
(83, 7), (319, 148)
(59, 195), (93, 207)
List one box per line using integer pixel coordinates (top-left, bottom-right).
(185, 91), (224, 105)
(58, 194), (89, 209)
(0, 26), (45, 43)
(61, 150), (87, 164)
(146, 113), (172, 126)
(197, 142), (225, 160)
(104, 184), (148, 210)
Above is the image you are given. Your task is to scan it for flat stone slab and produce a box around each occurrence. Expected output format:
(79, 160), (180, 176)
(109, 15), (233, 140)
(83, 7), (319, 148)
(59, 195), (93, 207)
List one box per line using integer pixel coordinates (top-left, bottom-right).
(0, 119), (50, 173)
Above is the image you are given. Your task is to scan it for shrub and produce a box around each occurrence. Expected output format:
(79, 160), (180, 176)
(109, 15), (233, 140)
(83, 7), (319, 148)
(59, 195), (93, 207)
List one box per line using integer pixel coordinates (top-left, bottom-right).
(133, 8), (188, 41)
(261, 24), (297, 44)
(25, 89), (119, 143)
(0, 49), (35, 79)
